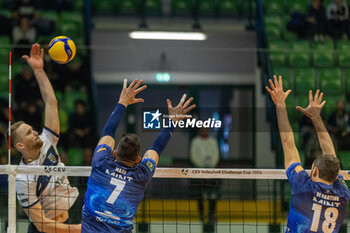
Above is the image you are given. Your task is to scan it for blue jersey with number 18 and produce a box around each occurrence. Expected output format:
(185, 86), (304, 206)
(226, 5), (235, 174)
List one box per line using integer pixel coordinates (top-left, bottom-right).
(286, 163), (350, 233)
(81, 144), (156, 233)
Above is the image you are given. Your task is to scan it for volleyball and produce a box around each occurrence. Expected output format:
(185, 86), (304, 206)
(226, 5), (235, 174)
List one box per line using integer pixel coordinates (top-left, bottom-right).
(48, 36), (76, 64)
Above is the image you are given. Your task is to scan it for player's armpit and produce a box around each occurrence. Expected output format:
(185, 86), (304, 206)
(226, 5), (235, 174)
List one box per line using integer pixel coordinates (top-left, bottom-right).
(97, 135), (115, 149)
(24, 202), (81, 233)
(143, 150), (159, 166)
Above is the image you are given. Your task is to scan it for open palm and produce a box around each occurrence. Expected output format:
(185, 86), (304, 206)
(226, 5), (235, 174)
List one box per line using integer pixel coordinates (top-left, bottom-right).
(296, 90), (326, 119)
(265, 75), (291, 106)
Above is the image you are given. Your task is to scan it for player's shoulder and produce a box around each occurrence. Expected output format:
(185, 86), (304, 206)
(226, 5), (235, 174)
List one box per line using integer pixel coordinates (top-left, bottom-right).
(135, 158), (156, 174)
(334, 176), (350, 199)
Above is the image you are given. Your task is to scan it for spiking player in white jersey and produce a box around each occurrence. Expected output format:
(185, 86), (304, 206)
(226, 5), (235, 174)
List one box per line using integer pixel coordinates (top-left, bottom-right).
(10, 44), (81, 233)
(266, 75), (350, 233)
(81, 79), (196, 232)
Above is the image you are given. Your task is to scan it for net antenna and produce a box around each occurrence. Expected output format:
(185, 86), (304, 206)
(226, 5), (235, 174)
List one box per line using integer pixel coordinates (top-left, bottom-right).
(7, 51), (16, 233)
(8, 51), (11, 165)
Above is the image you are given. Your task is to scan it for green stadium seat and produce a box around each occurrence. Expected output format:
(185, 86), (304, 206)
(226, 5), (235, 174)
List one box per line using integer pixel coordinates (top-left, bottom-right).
(294, 68), (316, 94)
(58, 107), (68, 134)
(281, 16), (298, 41)
(285, 94), (297, 122)
(117, 0), (138, 15)
(218, 0), (239, 16)
(269, 40), (286, 66)
(67, 147), (83, 166)
(72, 0), (84, 11)
(198, 0), (216, 16)
(40, 10), (59, 23)
(0, 91), (8, 100)
(286, 0), (307, 14)
(344, 68), (350, 93)
(60, 12), (83, 35)
(0, 9), (11, 18)
(289, 41), (311, 67)
(264, 0), (285, 14)
(265, 15), (282, 28)
(319, 68), (342, 95)
(64, 90), (88, 114)
(338, 151), (350, 169)
(265, 25), (281, 40)
(312, 40), (334, 67)
(273, 67), (291, 89)
(241, 0), (256, 15)
(146, 0), (162, 15)
(0, 65), (8, 92)
(93, 0), (116, 13)
(172, 0), (192, 15)
(0, 36), (10, 57)
(337, 39), (350, 67)
(323, 96), (341, 120)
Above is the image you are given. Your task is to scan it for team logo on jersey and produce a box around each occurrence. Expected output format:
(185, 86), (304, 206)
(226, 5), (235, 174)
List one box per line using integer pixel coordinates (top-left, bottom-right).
(48, 153), (57, 164)
(182, 168), (189, 176)
(295, 165), (303, 173)
(143, 110), (161, 129)
(146, 161), (154, 171)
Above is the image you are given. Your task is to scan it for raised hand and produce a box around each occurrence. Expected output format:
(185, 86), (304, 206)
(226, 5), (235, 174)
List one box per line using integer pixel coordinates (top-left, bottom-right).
(296, 90), (326, 119)
(118, 79), (147, 107)
(167, 94), (196, 122)
(265, 75), (292, 106)
(22, 43), (44, 70)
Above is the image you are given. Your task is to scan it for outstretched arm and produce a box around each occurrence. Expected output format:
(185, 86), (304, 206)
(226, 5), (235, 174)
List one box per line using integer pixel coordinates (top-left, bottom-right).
(25, 202), (80, 233)
(22, 44), (59, 135)
(97, 79), (147, 149)
(143, 94), (196, 165)
(266, 75), (300, 169)
(296, 90), (336, 157)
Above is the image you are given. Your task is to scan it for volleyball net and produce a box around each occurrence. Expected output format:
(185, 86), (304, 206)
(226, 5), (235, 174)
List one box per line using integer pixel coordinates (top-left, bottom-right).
(0, 165), (350, 233)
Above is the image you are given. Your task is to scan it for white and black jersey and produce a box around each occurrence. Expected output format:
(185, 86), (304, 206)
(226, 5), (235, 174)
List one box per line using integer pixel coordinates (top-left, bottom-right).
(16, 127), (79, 219)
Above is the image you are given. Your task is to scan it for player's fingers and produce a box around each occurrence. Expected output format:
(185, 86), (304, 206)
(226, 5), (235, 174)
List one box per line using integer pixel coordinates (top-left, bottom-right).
(123, 79), (128, 89)
(279, 75), (283, 88)
(133, 80), (143, 89)
(285, 89), (292, 97)
(268, 79), (275, 90)
(308, 90), (313, 104)
(32, 43), (39, 56)
(183, 97), (194, 109)
(184, 104), (196, 114)
(318, 92), (324, 104)
(21, 55), (29, 61)
(134, 98), (144, 103)
(265, 86), (273, 95)
(177, 94), (187, 107)
(40, 48), (44, 59)
(128, 79), (138, 89)
(273, 75), (278, 88)
(314, 89), (320, 102)
(320, 100), (326, 108)
(167, 99), (173, 108)
(135, 85), (147, 94)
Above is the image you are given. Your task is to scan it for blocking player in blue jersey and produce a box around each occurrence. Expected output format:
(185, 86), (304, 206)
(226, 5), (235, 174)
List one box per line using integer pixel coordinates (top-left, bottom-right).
(266, 75), (350, 233)
(81, 79), (196, 233)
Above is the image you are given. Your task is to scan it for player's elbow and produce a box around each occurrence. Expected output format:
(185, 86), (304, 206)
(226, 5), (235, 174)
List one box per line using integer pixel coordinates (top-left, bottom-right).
(281, 136), (295, 147)
(47, 98), (58, 106)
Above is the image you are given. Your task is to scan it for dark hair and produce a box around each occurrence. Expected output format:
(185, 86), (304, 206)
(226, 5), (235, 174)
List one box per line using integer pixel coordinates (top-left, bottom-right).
(7, 121), (25, 148)
(313, 154), (340, 183)
(116, 133), (140, 161)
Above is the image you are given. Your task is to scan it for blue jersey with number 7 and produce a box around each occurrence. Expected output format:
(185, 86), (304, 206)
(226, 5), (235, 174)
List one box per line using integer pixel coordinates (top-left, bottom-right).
(82, 144), (156, 233)
(285, 163), (350, 233)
